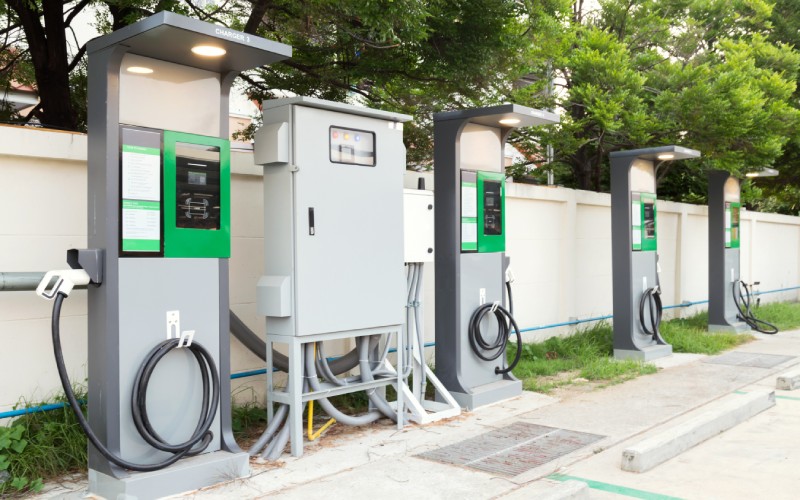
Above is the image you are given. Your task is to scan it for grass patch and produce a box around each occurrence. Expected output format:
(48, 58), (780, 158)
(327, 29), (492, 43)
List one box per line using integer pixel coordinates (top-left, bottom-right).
(749, 300), (800, 331)
(508, 322), (656, 394)
(661, 301), (800, 353)
(660, 311), (752, 354)
(0, 389), (87, 496)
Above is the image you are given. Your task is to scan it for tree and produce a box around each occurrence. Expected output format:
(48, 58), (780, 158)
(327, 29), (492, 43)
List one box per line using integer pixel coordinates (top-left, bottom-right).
(0, 0), (542, 160)
(510, 0), (800, 198)
(229, 0), (541, 167)
(742, 0), (800, 215)
(1, 0), (86, 129)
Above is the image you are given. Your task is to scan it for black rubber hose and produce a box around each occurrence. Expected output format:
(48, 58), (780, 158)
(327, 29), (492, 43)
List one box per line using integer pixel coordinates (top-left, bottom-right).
(733, 280), (778, 334)
(506, 281), (514, 316)
(229, 310), (372, 375)
(467, 303), (522, 375)
(51, 292), (218, 472)
(130, 338), (217, 455)
(638, 287), (667, 344)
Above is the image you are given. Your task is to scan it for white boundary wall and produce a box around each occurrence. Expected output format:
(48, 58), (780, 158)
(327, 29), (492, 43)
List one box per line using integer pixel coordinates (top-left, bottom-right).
(2, 126), (799, 413)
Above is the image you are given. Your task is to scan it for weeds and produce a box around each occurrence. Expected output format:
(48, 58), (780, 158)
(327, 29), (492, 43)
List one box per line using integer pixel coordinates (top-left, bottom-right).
(508, 322), (654, 393)
(0, 389), (87, 496)
(660, 311), (752, 354)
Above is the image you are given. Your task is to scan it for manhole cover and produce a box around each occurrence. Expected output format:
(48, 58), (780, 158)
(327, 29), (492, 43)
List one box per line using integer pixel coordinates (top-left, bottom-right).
(416, 422), (604, 477)
(705, 351), (795, 368)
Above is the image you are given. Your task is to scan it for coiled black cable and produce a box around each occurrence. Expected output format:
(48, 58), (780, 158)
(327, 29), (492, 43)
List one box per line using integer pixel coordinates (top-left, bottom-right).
(639, 287), (666, 344)
(51, 292), (218, 472)
(467, 302), (522, 375)
(733, 280), (778, 334)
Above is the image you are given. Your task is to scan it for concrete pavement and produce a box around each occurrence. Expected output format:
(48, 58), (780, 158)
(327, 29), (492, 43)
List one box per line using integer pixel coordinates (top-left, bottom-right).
(38, 329), (800, 499)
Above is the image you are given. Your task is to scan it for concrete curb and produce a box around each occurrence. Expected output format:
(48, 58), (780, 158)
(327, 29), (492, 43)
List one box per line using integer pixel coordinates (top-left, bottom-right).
(776, 372), (800, 390)
(620, 390), (775, 473)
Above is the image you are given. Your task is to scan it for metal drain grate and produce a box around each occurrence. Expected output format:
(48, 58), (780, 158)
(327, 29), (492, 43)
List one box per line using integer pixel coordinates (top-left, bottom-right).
(705, 351), (795, 368)
(416, 422), (604, 477)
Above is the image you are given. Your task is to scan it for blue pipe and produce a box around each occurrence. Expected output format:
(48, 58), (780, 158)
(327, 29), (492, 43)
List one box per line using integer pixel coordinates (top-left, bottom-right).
(0, 400), (85, 419)
(754, 285), (800, 296)
(3, 286), (797, 420)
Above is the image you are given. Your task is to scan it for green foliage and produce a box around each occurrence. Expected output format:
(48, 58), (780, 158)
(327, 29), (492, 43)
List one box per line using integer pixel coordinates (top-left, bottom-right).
(749, 300), (800, 331)
(0, 390), (87, 496)
(508, 322), (657, 393)
(232, 0), (540, 167)
(509, 301), (800, 394)
(231, 401), (268, 441)
(660, 312), (753, 354)
(512, 0), (800, 199)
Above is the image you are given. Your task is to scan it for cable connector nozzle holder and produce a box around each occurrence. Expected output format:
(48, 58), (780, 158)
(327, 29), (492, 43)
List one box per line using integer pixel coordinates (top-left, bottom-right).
(66, 248), (103, 285)
(36, 269), (91, 299)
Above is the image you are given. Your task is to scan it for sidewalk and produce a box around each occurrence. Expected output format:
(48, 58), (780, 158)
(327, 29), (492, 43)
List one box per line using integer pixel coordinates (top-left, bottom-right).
(41, 329), (800, 499)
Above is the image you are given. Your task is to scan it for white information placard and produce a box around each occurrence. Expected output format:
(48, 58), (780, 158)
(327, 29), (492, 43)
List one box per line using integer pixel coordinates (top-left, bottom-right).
(122, 145), (160, 201)
(462, 184), (478, 218)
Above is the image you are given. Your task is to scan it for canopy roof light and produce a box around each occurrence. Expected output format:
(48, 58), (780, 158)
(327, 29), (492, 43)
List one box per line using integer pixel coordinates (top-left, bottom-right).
(745, 167), (778, 178)
(191, 45), (226, 57)
(126, 66), (154, 74)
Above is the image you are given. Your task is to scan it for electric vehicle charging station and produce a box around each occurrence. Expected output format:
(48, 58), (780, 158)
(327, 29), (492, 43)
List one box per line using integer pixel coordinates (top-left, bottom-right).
(433, 104), (559, 410)
(610, 146), (701, 361)
(708, 171), (778, 334)
(254, 97), (411, 457)
(35, 13), (291, 498)
(708, 170), (749, 333)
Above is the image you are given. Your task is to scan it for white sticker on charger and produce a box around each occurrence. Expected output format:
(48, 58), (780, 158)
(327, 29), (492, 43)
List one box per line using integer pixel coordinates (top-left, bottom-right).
(462, 184), (478, 218)
(461, 221), (478, 244)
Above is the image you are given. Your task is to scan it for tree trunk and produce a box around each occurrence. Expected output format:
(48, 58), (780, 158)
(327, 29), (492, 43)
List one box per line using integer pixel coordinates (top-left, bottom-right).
(8, 0), (77, 130)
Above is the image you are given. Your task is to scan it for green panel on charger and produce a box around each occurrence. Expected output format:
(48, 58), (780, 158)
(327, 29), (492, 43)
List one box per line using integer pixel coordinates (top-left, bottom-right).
(163, 131), (230, 258)
(728, 202), (741, 249)
(477, 171), (505, 253)
(640, 192), (657, 252)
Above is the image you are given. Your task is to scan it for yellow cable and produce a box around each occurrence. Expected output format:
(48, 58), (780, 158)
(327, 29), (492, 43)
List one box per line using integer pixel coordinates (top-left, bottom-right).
(307, 343), (336, 441)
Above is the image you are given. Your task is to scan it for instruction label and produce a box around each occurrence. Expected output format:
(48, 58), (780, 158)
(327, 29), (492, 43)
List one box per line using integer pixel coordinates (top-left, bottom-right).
(461, 183), (478, 218)
(121, 143), (161, 252)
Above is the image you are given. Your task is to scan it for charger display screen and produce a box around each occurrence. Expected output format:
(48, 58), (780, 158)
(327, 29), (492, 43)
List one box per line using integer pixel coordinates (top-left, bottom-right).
(175, 142), (221, 230)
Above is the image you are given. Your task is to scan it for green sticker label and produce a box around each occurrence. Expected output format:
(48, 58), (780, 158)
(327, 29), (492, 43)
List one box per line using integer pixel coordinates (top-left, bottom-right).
(122, 144), (160, 156)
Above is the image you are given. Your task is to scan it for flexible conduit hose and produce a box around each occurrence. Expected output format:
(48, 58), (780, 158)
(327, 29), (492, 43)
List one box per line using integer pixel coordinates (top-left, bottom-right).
(250, 268), (420, 456)
(733, 280), (779, 334)
(247, 404), (288, 456)
(303, 342), (384, 426)
(230, 311), (375, 375)
(51, 293), (218, 472)
(261, 381), (310, 460)
(638, 287), (667, 344)
(413, 264), (426, 390)
(467, 302), (522, 375)
(357, 336), (399, 422)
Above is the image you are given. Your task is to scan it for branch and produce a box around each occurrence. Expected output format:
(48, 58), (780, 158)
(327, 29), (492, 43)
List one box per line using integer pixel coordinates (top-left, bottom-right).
(21, 101), (43, 124)
(0, 47), (27, 74)
(244, 0), (270, 34)
(281, 60), (371, 99)
(0, 21), (22, 38)
(184, 0), (231, 26)
(64, 0), (91, 28)
(67, 44), (86, 73)
(335, 24), (400, 49)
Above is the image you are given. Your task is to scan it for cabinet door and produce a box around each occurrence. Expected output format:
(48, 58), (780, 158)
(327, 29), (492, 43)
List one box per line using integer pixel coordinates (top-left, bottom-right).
(293, 106), (405, 335)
